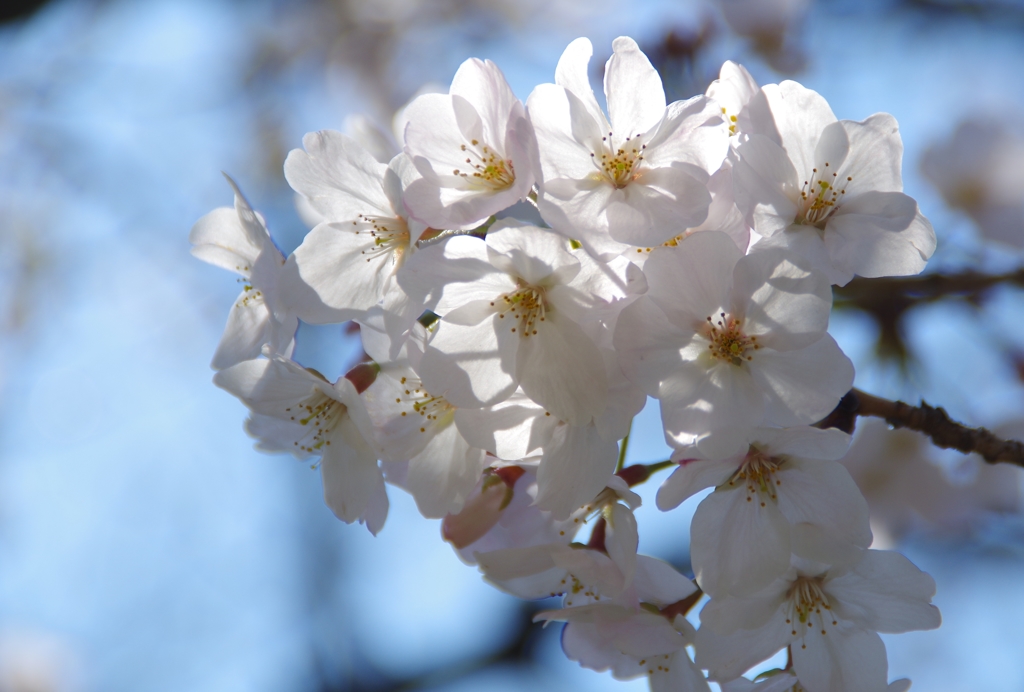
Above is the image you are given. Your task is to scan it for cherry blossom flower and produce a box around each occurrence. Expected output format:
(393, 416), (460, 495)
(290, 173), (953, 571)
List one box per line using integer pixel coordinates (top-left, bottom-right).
(615, 231), (853, 457)
(359, 310), (488, 518)
(281, 131), (427, 328)
(695, 550), (940, 691)
(189, 177), (296, 369)
(660, 426), (869, 598)
(732, 81), (936, 285)
(213, 356), (388, 534)
(401, 58), (538, 230)
(527, 36), (729, 257)
(399, 220), (638, 425)
(921, 117), (1024, 248)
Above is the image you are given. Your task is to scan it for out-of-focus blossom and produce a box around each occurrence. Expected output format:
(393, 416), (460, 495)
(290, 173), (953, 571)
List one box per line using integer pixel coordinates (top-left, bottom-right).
(921, 117), (1024, 249)
(839, 418), (1022, 546)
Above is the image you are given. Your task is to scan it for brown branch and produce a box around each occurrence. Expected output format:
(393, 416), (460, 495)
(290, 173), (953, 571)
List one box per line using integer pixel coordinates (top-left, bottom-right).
(817, 389), (1024, 469)
(834, 269), (1024, 307)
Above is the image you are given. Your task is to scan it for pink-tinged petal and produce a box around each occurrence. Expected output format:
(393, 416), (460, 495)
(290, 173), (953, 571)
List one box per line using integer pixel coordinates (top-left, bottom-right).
(210, 291), (272, 370)
(189, 207), (262, 273)
(320, 417), (385, 527)
(554, 37), (608, 131)
(826, 550), (941, 634)
(634, 556), (700, 605)
(442, 477), (509, 549)
(695, 603), (793, 681)
(732, 135), (800, 237)
(535, 423), (618, 519)
(404, 421), (488, 518)
(825, 192), (935, 280)
(515, 309), (608, 425)
(764, 81), (837, 179)
(690, 487), (792, 597)
(656, 458), (741, 511)
(733, 248), (832, 351)
(558, 616), (671, 679)
(749, 336), (854, 427)
(644, 232), (741, 329)
(604, 503), (639, 585)
(419, 315), (517, 408)
(792, 626), (888, 692)
(775, 459), (872, 547)
(840, 113), (903, 195)
(454, 394), (556, 460)
(284, 130), (393, 221)
(604, 36), (666, 136)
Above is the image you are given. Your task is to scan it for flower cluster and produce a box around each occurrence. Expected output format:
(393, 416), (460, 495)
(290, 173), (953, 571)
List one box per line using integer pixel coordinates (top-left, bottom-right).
(193, 37), (940, 690)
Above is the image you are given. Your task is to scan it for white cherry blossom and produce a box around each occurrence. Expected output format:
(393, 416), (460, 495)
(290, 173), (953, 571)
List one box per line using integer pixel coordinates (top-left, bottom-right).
(695, 550), (940, 691)
(189, 177), (296, 369)
(402, 57), (538, 230)
(615, 231), (854, 458)
(732, 81), (935, 285)
(281, 131), (427, 328)
(400, 220), (637, 425)
(658, 426), (870, 598)
(359, 311), (488, 518)
(213, 356), (388, 534)
(528, 36), (728, 256)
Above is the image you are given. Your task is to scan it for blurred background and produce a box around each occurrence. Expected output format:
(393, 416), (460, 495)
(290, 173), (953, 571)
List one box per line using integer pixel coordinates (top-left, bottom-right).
(2, 0), (1024, 690)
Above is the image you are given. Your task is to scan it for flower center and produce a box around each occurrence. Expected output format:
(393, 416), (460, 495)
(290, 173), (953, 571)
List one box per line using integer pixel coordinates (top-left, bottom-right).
(797, 162), (853, 229)
(285, 390), (347, 454)
(395, 375), (454, 432)
(493, 284), (547, 337)
(354, 214), (411, 265)
(786, 576), (838, 642)
(727, 448), (781, 506)
(705, 312), (759, 365)
(591, 131), (646, 189)
(453, 139), (515, 191)
(721, 106), (738, 136)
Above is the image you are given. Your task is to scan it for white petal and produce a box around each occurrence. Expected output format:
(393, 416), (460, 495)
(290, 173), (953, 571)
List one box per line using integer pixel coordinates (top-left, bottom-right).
(605, 36), (666, 136)
(840, 113), (904, 195)
(764, 81), (837, 180)
(732, 134), (800, 237)
(633, 556), (699, 605)
(210, 290), (272, 370)
(825, 192), (935, 280)
(535, 423), (618, 519)
(826, 550), (941, 634)
(690, 487), (792, 597)
(404, 421), (488, 518)
(453, 393), (556, 460)
(284, 130), (393, 221)
(656, 458), (740, 511)
(604, 502), (639, 586)
(189, 207), (263, 273)
(419, 315), (517, 408)
(793, 626), (888, 692)
(320, 418), (385, 528)
(515, 309), (608, 425)
(749, 336), (854, 427)
(649, 649), (712, 692)
(775, 459), (872, 548)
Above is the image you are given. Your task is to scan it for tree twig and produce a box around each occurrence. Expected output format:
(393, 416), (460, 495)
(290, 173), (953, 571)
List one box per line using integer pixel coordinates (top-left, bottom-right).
(817, 389), (1024, 469)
